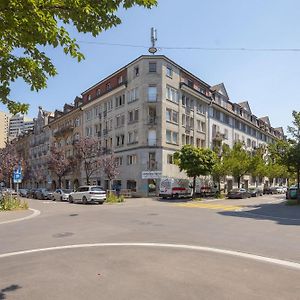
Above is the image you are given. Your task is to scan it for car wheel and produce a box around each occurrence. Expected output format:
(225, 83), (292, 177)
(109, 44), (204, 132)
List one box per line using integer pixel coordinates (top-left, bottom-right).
(60, 196), (63, 201)
(68, 196), (73, 203)
(98, 201), (104, 205)
(52, 197), (55, 201)
(82, 196), (87, 204)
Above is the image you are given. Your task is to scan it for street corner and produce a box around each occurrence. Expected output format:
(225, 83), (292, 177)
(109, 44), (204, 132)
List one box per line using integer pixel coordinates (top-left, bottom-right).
(0, 208), (40, 225)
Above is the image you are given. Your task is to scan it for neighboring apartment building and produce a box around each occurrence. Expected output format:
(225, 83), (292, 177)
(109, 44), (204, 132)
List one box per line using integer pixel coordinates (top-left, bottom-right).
(0, 111), (10, 148)
(27, 107), (54, 188)
(48, 97), (84, 190)
(9, 114), (34, 140)
(79, 55), (284, 196)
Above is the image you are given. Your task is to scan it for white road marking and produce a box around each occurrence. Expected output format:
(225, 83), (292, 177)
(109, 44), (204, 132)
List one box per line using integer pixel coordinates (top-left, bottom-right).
(0, 208), (40, 225)
(0, 242), (299, 270)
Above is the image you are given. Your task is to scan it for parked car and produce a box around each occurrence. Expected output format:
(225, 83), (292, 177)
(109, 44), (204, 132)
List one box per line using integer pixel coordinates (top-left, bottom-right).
(227, 188), (251, 199)
(286, 186), (299, 200)
(35, 188), (53, 200)
(263, 187), (278, 195)
(52, 189), (72, 201)
(27, 188), (38, 198)
(18, 188), (28, 197)
(274, 186), (284, 194)
(3, 188), (18, 196)
(248, 187), (263, 197)
(68, 186), (106, 204)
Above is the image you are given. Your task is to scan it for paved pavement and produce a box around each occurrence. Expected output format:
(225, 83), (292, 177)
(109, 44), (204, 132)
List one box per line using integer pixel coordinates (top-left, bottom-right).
(0, 194), (299, 299)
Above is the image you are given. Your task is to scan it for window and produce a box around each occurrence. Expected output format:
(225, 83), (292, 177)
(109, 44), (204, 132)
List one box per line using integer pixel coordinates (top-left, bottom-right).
(115, 94), (125, 108)
(106, 82), (111, 91)
(166, 109), (171, 122)
(127, 155), (137, 165)
(87, 94), (92, 101)
(187, 79), (193, 87)
(85, 126), (92, 137)
(166, 130), (178, 144)
(166, 130), (172, 143)
(166, 66), (173, 78)
(116, 114), (125, 128)
(85, 110), (92, 121)
(128, 109), (139, 123)
(128, 130), (138, 144)
(148, 86), (157, 102)
(149, 62), (157, 73)
(182, 114), (186, 126)
(134, 66), (139, 77)
(128, 87), (139, 103)
(118, 75), (123, 84)
(166, 86), (179, 103)
(247, 138), (251, 147)
(167, 154), (173, 164)
(224, 129), (228, 139)
(107, 99), (113, 111)
(116, 134), (125, 147)
(127, 180), (136, 192)
(196, 102), (205, 114)
(96, 89), (101, 96)
(116, 156), (123, 166)
(74, 118), (80, 127)
(148, 130), (156, 146)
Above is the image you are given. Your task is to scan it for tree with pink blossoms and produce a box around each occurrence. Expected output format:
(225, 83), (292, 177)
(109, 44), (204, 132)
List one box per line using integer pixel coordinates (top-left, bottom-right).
(48, 145), (71, 188)
(73, 137), (102, 185)
(101, 154), (119, 191)
(0, 144), (20, 188)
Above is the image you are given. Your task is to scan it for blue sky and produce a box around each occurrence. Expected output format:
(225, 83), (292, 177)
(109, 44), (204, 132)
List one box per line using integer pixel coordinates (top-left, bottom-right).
(2, 0), (300, 131)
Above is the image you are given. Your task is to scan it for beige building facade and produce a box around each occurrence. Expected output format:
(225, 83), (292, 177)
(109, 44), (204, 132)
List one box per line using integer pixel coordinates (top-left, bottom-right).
(0, 111), (10, 148)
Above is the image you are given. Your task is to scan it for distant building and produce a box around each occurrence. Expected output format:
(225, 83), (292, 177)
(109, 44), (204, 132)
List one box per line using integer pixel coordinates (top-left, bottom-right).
(9, 114), (34, 140)
(0, 111), (10, 148)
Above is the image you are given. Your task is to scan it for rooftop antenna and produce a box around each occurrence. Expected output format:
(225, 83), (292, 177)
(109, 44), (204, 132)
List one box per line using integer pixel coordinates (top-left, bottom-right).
(148, 27), (157, 55)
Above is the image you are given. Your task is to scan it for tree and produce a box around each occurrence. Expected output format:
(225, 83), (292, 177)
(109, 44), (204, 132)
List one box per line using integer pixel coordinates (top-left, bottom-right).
(174, 145), (217, 197)
(222, 142), (252, 188)
(0, 0), (157, 114)
(249, 146), (267, 187)
(101, 154), (119, 190)
(0, 144), (20, 187)
(48, 145), (71, 188)
(73, 137), (102, 185)
(211, 144), (230, 194)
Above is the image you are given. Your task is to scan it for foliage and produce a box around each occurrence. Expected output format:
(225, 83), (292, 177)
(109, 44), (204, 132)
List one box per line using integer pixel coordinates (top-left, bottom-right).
(285, 199), (300, 206)
(48, 144), (71, 188)
(287, 111), (300, 143)
(73, 137), (102, 185)
(174, 145), (217, 196)
(222, 142), (252, 188)
(106, 192), (124, 204)
(0, 144), (21, 187)
(0, 194), (28, 211)
(101, 154), (119, 190)
(0, 0), (157, 114)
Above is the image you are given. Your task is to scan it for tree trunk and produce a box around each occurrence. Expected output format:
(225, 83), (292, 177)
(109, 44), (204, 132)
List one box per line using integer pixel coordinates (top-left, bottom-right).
(237, 177), (240, 188)
(192, 176), (196, 198)
(58, 177), (62, 189)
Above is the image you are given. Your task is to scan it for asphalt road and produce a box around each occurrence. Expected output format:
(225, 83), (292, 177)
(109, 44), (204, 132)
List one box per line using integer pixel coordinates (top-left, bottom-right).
(0, 194), (300, 299)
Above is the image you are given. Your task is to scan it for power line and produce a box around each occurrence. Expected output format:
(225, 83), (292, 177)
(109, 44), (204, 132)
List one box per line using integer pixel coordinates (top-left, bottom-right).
(77, 40), (300, 52)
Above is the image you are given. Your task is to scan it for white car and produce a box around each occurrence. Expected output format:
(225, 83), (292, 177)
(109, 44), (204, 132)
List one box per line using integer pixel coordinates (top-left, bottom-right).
(68, 186), (106, 204)
(52, 189), (73, 201)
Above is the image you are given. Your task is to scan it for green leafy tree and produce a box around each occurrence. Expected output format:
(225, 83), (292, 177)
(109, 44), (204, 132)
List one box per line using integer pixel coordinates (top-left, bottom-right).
(0, 0), (157, 114)
(250, 146), (267, 187)
(174, 145), (217, 197)
(223, 142), (252, 188)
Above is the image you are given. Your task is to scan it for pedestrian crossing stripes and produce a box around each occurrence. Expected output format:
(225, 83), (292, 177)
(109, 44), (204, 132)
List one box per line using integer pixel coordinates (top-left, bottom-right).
(176, 202), (242, 211)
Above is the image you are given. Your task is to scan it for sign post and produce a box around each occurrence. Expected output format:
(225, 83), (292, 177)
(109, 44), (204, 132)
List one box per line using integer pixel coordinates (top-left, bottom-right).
(13, 165), (22, 194)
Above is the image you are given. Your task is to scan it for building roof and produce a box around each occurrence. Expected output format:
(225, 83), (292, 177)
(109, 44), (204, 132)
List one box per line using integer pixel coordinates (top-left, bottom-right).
(210, 83), (229, 99)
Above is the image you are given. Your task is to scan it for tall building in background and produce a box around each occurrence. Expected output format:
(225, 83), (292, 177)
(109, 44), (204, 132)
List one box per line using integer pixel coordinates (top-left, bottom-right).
(0, 111), (10, 148)
(9, 114), (34, 141)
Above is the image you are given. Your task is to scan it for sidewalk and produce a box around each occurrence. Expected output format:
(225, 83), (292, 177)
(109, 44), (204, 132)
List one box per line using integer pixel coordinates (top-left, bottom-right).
(0, 209), (33, 224)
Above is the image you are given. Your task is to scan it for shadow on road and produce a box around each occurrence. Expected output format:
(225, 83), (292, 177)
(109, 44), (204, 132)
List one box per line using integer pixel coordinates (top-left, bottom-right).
(219, 201), (300, 226)
(0, 284), (22, 299)
(156, 197), (193, 203)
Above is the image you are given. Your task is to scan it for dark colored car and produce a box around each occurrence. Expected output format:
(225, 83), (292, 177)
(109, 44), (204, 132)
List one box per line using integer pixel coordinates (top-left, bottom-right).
(263, 187), (278, 195)
(18, 188), (28, 197)
(227, 188), (251, 199)
(27, 188), (38, 198)
(248, 187), (263, 197)
(35, 188), (53, 200)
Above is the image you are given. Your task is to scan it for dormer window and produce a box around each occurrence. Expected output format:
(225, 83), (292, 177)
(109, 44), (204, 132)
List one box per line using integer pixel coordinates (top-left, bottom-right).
(134, 66), (139, 77)
(118, 75), (123, 84)
(106, 82), (111, 91)
(187, 79), (193, 88)
(88, 94), (92, 101)
(96, 89), (101, 96)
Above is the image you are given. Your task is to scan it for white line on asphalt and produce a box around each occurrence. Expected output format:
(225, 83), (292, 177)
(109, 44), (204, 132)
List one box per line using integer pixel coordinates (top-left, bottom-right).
(0, 208), (40, 225)
(0, 242), (299, 270)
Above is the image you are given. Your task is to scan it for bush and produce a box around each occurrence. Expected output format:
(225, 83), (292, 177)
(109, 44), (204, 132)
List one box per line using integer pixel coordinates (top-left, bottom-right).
(106, 193), (125, 204)
(285, 199), (300, 206)
(0, 194), (29, 211)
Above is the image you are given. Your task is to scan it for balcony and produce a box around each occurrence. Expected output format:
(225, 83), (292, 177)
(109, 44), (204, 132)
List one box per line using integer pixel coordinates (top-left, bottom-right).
(147, 116), (157, 125)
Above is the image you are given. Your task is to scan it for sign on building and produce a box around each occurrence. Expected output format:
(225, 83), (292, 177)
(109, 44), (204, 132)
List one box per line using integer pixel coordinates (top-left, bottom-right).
(142, 171), (162, 179)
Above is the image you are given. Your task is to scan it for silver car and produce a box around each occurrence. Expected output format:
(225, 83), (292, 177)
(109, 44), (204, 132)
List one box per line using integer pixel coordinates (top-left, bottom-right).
(68, 186), (106, 204)
(52, 189), (72, 201)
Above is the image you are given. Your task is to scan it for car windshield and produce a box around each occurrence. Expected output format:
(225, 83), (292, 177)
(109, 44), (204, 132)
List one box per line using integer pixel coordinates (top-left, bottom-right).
(62, 189), (72, 193)
(91, 186), (104, 192)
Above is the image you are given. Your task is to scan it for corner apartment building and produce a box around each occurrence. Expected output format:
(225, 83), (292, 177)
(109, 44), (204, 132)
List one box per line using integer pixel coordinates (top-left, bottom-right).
(79, 55), (284, 196)
(0, 111), (10, 148)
